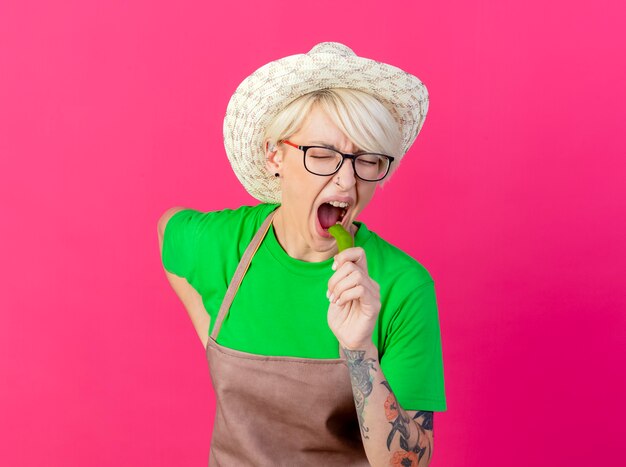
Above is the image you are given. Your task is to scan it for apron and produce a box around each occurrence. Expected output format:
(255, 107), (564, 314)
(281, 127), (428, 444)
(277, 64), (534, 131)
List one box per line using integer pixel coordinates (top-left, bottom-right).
(205, 210), (371, 466)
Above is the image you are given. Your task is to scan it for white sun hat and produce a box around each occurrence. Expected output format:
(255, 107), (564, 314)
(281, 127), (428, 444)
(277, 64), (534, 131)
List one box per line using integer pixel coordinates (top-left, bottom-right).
(223, 41), (429, 203)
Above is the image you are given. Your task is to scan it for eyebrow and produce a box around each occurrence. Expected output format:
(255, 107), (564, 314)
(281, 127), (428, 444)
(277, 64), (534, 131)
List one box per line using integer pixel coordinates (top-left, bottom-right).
(310, 140), (337, 149)
(310, 141), (364, 154)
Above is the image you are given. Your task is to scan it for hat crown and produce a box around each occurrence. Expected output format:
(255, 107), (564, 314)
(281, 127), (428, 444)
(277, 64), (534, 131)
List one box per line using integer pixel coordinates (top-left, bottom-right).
(307, 42), (356, 57)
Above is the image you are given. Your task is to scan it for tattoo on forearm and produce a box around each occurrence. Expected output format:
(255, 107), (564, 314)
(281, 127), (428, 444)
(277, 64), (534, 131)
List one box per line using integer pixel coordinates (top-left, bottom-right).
(416, 410), (433, 431)
(342, 347), (377, 439)
(382, 380), (434, 465)
(342, 347), (434, 465)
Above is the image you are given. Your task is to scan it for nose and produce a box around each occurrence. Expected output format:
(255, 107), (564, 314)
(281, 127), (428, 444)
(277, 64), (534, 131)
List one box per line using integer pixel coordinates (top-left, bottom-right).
(333, 156), (357, 190)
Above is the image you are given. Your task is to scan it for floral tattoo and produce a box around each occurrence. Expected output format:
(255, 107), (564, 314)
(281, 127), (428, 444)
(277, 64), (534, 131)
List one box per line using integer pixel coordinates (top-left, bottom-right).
(384, 381), (434, 465)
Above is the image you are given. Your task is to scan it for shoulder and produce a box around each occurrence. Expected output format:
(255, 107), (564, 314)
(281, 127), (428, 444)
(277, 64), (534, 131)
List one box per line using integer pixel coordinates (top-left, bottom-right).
(191, 203), (278, 241)
(200, 202), (278, 227)
(158, 207), (188, 235)
(162, 203), (278, 233)
(159, 203), (279, 281)
(160, 203), (279, 256)
(359, 224), (434, 287)
(175, 203), (279, 255)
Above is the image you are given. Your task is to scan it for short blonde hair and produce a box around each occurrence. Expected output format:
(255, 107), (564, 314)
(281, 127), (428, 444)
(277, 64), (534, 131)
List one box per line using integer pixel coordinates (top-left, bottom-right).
(263, 88), (404, 185)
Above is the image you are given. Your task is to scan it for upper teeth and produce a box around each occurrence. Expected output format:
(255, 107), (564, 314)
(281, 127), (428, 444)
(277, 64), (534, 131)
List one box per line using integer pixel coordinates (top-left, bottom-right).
(328, 201), (349, 208)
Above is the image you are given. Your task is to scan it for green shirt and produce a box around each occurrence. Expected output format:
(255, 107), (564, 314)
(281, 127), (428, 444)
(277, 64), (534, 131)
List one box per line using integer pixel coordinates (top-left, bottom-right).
(162, 203), (447, 412)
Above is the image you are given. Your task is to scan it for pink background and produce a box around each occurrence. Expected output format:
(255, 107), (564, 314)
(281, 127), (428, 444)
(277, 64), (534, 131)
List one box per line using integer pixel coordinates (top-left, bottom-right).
(1, 1), (624, 465)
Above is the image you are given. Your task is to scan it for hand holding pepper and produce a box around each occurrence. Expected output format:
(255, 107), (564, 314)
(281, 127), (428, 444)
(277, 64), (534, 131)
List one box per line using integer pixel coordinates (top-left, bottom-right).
(327, 225), (381, 350)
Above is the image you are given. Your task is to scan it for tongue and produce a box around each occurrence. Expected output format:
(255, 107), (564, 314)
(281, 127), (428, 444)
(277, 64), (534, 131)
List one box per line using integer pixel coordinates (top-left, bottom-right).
(318, 203), (343, 229)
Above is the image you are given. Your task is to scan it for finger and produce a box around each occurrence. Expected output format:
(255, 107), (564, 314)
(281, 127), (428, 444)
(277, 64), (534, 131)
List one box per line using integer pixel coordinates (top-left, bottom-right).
(330, 269), (379, 304)
(335, 285), (367, 307)
(327, 261), (359, 292)
(329, 269), (364, 303)
(334, 246), (368, 274)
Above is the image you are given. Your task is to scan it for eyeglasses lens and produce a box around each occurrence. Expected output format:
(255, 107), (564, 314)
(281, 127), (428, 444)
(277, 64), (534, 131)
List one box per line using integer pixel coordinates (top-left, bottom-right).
(304, 147), (389, 181)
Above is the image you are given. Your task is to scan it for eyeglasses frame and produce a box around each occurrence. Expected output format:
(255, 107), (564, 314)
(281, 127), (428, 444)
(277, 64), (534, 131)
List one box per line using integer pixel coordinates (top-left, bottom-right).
(278, 140), (395, 182)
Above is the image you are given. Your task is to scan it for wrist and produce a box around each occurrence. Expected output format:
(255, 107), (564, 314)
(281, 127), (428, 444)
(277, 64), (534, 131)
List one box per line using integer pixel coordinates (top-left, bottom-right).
(340, 339), (377, 354)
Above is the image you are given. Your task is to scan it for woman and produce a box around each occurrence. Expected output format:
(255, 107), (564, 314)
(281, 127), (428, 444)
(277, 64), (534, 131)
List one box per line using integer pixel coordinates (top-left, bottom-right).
(158, 42), (446, 467)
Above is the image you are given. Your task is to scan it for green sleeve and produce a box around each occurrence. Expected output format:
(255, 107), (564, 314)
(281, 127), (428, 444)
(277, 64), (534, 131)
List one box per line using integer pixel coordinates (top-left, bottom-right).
(380, 281), (447, 412)
(161, 209), (205, 281)
(161, 204), (278, 288)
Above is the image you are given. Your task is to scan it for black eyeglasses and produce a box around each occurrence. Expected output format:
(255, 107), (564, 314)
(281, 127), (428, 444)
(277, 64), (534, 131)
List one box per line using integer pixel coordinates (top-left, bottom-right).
(279, 140), (395, 182)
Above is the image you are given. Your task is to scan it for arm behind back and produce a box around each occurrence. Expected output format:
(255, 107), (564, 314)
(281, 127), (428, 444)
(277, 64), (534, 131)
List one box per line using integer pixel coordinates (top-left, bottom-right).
(158, 207), (211, 349)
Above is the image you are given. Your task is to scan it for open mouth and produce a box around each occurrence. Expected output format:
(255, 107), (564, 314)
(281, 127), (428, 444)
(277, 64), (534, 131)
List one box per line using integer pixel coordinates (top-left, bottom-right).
(317, 202), (348, 231)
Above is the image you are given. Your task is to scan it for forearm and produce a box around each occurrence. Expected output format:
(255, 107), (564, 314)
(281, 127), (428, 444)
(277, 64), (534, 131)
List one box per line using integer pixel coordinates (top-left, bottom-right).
(341, 342), (433, 467)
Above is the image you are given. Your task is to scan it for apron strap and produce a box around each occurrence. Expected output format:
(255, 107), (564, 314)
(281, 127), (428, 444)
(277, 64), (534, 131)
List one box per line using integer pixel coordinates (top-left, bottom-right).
(210, 210), (277, 341)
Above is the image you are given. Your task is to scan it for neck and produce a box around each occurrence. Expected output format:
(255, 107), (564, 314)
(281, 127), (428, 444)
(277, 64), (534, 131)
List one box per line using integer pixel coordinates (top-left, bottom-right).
(272, 206), (337, 262)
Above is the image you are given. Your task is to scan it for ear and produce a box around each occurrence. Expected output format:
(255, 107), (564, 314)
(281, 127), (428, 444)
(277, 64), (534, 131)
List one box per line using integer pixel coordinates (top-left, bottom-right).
(264, 139), (283, 175)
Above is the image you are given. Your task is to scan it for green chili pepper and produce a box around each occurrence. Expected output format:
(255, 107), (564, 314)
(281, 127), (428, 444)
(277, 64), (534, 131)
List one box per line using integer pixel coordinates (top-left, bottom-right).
(328, 224), (354, 252)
